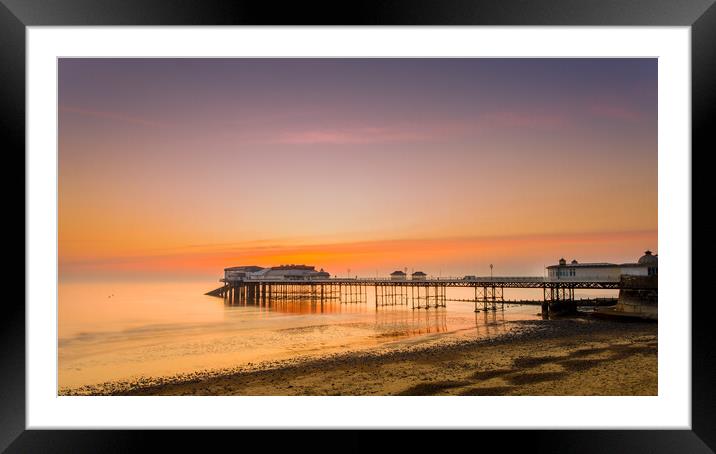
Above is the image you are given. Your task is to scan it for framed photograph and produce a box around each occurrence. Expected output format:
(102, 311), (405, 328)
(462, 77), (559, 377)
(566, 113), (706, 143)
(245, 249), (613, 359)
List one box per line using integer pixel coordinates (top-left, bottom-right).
(7, 0), (712, 450)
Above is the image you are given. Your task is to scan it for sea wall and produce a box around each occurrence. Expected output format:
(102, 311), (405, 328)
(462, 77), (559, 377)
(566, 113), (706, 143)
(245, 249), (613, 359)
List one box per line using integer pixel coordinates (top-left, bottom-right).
(615, 275), (658, 320)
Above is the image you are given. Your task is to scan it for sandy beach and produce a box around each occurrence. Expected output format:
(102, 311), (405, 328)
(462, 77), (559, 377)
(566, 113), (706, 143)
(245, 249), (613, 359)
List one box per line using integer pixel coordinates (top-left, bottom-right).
(64, 317), (657, 396)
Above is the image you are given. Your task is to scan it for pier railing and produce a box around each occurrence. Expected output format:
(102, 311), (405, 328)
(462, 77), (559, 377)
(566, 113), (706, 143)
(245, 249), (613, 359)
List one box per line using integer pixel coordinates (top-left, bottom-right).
(222, 276), (547, 283)
(222, 275), (625, 283)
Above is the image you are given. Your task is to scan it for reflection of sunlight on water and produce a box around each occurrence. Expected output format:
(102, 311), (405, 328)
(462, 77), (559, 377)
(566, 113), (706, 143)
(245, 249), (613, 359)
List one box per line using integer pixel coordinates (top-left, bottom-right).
(59, 281), (544, 390)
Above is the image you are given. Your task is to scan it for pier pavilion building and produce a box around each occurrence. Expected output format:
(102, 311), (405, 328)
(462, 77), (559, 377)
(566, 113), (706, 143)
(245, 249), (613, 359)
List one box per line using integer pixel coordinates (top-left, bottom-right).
(390, 270), (407, 281)
(224, 264), (331, 281)
(224, 265), (264, 281)
(547, 251), (658, 281)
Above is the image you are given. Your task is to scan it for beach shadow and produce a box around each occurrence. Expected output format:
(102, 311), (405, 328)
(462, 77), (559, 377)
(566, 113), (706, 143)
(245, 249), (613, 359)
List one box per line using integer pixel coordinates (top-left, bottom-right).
(609, 344), (658, 358)
(470, 369), (514, 381)
(512, 356), (561, 368)
(568, 347), (612, 358)
(507, 371), (568, 385)
(559, 358), (610, 372)
(458, 386), (514, 396)
(397, 380), (472, 396)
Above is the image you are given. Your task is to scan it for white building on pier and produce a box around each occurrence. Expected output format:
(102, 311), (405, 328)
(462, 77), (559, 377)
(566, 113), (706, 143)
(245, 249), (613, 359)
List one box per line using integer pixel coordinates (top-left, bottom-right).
(546, 251), (657, 281)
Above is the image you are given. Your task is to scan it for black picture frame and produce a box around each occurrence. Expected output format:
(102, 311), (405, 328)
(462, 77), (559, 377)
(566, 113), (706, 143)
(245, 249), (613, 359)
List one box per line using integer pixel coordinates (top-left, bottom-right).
(4, 0), (712, 451)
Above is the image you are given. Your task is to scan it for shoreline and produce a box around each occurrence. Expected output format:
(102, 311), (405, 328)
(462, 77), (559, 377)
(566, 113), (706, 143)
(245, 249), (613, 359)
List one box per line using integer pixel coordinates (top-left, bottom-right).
(62, 316), (657, 396)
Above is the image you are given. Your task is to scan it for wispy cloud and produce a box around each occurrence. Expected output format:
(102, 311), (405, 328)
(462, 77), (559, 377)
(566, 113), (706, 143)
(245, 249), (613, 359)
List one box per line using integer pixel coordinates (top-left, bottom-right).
(60, 105), (166, 127)
(266, 126), (431, 145)
(589, 103), (644, 122)
(476, 111), (568, 130)
(260, 111), (567, 146)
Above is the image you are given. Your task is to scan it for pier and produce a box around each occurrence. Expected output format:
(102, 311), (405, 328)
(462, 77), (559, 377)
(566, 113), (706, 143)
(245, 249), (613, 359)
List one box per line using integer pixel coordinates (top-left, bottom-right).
(206, 276), (626, 314)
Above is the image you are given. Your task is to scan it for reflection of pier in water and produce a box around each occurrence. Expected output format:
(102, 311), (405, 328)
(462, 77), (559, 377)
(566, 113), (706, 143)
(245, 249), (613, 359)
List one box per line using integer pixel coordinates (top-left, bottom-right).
(373, 306), (449, 336)
(224, 293), (368, 315)
(221, 289), (514, 335)
(474, 309), (507, 337)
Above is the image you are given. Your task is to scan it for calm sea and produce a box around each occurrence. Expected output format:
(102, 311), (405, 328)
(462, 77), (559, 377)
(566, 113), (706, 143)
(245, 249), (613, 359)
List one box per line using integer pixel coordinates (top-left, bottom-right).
(58, 280), (614, 391)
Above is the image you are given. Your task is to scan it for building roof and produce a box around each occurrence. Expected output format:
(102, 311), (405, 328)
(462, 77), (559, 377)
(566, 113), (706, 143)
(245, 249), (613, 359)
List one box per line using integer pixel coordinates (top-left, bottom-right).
(224, 265), (265, 272)
(391, 270), (406, 275)
(638, 250), (658, 265)
(548, 251), (657, 270)
(548, 262), (653, 269)
(412, 271), (427, 276)
(270, 264), (316, 271)
(547, 262), (617, 269)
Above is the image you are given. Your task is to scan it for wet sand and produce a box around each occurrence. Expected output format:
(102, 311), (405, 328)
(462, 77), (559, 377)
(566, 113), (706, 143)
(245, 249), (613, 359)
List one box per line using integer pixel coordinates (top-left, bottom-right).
(64, 317), (657, 396)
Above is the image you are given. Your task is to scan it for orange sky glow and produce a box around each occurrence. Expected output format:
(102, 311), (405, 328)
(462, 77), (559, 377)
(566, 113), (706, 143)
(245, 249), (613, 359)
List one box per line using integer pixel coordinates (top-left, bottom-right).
(58, 59), (657, 281)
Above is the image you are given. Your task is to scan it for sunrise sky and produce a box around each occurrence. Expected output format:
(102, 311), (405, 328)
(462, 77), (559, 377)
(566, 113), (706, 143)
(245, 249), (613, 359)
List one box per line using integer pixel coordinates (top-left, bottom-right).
(58, 58), (657, 280)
